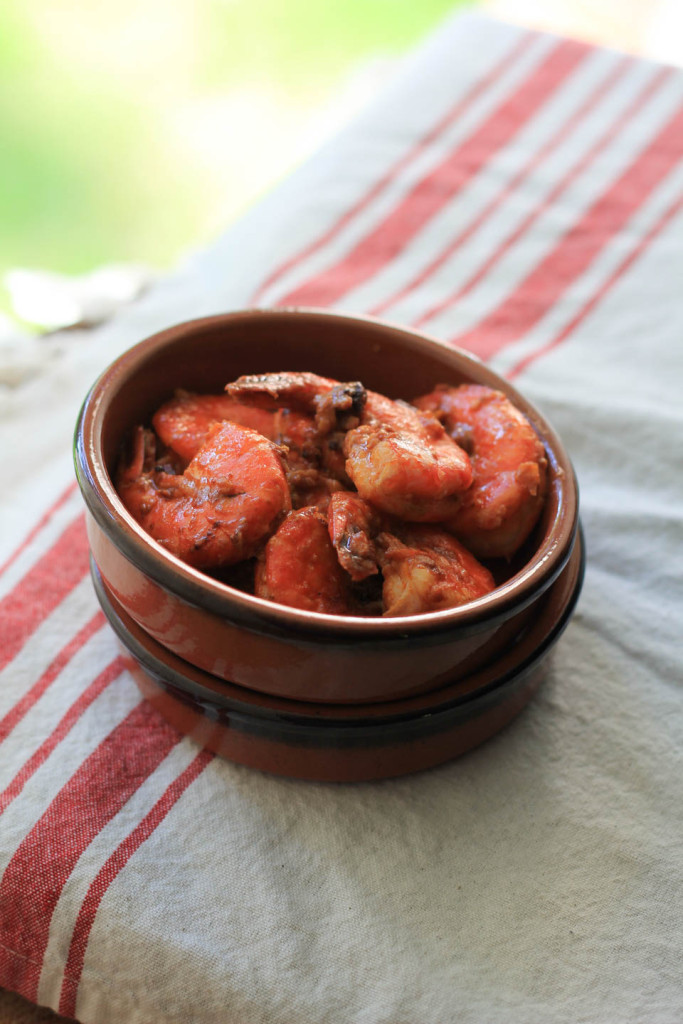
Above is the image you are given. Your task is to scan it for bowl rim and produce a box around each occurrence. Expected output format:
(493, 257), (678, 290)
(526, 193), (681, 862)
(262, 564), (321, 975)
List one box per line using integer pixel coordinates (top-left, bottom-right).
(92, 522), (585, 731)
(74, 308), (578, 641)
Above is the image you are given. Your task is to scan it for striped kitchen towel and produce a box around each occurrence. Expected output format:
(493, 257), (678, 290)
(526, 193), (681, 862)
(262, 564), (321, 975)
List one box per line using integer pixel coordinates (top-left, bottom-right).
(1, 13), (682, 1023)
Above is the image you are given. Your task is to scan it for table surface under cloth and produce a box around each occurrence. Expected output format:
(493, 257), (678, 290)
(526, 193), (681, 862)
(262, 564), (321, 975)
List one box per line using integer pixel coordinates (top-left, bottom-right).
(1, 12), (682, 1024)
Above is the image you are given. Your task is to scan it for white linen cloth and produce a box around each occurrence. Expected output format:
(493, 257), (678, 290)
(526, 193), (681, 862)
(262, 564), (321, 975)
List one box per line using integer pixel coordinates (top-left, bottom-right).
(1, 13), (682, 1023)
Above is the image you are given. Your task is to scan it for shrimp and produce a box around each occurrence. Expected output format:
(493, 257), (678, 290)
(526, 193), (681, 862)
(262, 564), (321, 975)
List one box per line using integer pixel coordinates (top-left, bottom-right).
(152, 386), (343, 509)
(413, 384), (548, 559)
(255, 506), (357, 615)
(346, 389), (473, 520)
(269, 407), (346, 508)
(226, 372), (366, 482)
(226, 372), (353, 490)
(326, 493), (494, 615)
(153, 390), (277, 462)
(226, 371), (473, 520)
(377, 524), (495, 617)
(327, 491), (380, 581)
(342, 419), (472, 522)
(225, 372), (366, 429)
(274, 407), (320, 461)
(116, 421), (291, 569)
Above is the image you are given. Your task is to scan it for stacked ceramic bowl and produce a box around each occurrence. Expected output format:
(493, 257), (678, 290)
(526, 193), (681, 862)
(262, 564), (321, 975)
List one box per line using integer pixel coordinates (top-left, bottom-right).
(74, 311), (583, 782)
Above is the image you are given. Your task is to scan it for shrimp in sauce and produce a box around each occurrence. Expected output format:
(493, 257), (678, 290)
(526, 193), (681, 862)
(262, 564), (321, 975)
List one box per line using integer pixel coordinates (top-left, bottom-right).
(226, 372), (364, 483)
(255, 506), (357, 615)
(154, 386), (345, 509)
(377, 524), (495, 617)
(153, 390), (277, 461)
(227, 371), (473, 521)
(116, 370), (548, 618)
(272, 407), (346, 509)
(117, 421), (290, 569)
(414, 384), (548, 559)
(326, 492), (495, 616)
(327, 491), (380, 582)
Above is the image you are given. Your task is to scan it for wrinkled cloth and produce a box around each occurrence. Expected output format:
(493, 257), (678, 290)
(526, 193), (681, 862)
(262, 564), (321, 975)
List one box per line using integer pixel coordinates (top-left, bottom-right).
(1, 13), (682, 1024)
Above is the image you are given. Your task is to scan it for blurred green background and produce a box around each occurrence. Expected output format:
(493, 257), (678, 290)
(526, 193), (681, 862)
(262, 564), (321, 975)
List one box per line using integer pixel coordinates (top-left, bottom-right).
(1, 0), (470, 317)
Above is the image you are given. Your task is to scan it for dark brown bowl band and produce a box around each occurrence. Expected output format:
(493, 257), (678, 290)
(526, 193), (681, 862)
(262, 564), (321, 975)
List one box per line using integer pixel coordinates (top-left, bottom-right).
(90, 523), (584, 745)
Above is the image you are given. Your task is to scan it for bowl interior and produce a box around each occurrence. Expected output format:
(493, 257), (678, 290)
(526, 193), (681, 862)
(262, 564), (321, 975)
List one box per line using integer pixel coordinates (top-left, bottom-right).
(78, 310), (577, 635)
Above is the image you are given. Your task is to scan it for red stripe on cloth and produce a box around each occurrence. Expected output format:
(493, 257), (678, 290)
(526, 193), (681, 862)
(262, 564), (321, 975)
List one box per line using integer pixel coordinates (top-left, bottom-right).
(274, 38), (590, 310)
(507, 190), (683, 380)
(371, 55), (634, 319)
(449, 101), (683, 360)
(0, 611), (105, 746)
(0, 514), (90, 676)
(0, 655), (124, 814)
(58, 749), (214, 1018)
(416, 64), (672, 330)
(250, 31), (536, 305)
(0, 481), (78, 579)
(0, 700), (181, 1001)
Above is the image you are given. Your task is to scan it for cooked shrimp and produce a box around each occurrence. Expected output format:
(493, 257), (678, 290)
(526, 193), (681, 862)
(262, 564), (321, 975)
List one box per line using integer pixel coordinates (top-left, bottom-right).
(343, 420), (471, 521)
(270, 407), (346, 508)
(227, 371), (473, 520)
(414, 384), (548, 559)
(346, 389), (473, 520)
(377, 524), (495, 617)
(274, 407), (320, 459)
(327, 491), (380, 581)
(227, 371), (366, 483)
(226, 372), (367, 430)
(327, 493), (493, 615)
(117, 421), (291, 569)
(153, 390), (277, 462)
(255, 506), (357, 615)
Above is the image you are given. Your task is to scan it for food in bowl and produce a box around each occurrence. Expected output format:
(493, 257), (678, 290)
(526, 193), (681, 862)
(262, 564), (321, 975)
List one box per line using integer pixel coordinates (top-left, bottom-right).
(75, 310), (579, 702)
(115, 370), (547, 618)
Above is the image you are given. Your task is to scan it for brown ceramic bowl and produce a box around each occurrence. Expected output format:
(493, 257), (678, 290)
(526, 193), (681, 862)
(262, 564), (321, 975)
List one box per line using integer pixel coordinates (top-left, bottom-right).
(91, 525), (584, 781)
(74, 309), (579, 704)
